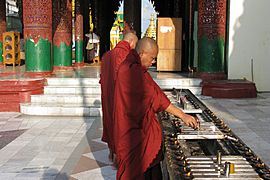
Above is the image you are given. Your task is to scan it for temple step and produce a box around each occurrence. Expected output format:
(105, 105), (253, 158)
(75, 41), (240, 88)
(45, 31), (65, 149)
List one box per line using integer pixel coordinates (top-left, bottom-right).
(0, 102), (20, 112)
(20, 78), (101, 116)
(46, 78), (202, 94)
(31, 94), (101, 105)
(20, 76), (201, 116)
(44, 86), (101, 95)
(0, 79), (46, 112)
(20, 103), (102, 116)
(154, 78), (202, 95)
(46, 78), (100, 86)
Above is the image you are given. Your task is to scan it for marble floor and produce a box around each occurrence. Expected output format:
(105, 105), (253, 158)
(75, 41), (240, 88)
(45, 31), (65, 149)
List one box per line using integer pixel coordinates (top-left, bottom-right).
(200, 93), (270, 168)
(0, 113), (112, 180)
(1, 92), (270, 180)
(0, 65), (270, 179)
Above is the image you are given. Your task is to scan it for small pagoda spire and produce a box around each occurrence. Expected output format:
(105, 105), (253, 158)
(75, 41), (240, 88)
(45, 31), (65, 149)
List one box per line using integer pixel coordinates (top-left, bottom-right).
(144, 14), (156, 40)
(89, 7), (94, 33)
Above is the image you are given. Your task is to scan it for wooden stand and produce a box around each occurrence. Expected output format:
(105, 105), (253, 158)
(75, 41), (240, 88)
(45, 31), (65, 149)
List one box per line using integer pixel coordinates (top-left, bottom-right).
(3, 31), (21, 67)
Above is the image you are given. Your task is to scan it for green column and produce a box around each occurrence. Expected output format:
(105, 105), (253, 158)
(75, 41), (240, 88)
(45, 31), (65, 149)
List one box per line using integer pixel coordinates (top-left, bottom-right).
(25, 37), (52, 71)
(75, 40), (83, 63)
(0, 0), (6, 64)
(75, 0), (84, 64)
(53, 0), (72, 67)
(23, 0), (52, 72)
(54, 43), (72, 66)
(198, 0), (227, 73)
(198, 36), (225, 72)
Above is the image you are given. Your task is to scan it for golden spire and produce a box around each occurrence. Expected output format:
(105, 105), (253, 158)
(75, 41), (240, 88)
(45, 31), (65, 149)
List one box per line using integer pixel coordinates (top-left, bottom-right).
(144, 14), (156, 40)
(89, 7), (94, 33)
(72, 0), (75, 18)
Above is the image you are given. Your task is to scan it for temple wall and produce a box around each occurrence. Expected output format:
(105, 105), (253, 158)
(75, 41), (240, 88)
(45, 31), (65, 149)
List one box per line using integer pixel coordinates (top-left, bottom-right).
(228, 0), (270, 91)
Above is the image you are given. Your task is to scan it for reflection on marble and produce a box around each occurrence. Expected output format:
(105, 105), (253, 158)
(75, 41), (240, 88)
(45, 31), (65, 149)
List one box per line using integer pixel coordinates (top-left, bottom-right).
(148, 67), (194, 79)
(1, 65), (201, 80)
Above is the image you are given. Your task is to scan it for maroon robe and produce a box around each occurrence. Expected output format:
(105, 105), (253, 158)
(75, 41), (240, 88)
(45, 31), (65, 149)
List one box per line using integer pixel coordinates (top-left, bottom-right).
(114, 50), (171, 179)
(100, 41), (132, 152)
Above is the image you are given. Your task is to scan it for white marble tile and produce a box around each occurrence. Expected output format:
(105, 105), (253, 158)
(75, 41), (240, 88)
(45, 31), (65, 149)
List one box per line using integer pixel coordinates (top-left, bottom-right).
(18, 121), (31, 130)
(92, 138), (107, 145)
(89, 108), (102, 117)
(0, 121), (6, 125)
(0, 164), (25, 173)
(71, 166), (116, 180)
(72, 171), (108, 180)
(0, 173), (17, 179)
(8, 117), (24, 122)
(107, 174), (117, 180)
(27, 157), (55, 167)
(83, 149), (112, 165)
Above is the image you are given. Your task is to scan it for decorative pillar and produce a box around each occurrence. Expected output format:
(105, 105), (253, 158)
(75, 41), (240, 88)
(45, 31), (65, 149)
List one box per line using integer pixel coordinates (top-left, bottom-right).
(198, 0), (227, 79)
(53, 0), (72, 68)
(75, 0), (84, 65)
(0, 0), (6, 65)
(23, 0), (52, 72)
(124, 0), (141, 38)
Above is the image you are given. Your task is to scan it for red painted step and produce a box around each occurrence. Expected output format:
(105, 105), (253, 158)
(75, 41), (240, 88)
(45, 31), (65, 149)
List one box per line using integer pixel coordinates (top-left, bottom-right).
(0, 79), (46, 112)
(202, 79), (257, 98)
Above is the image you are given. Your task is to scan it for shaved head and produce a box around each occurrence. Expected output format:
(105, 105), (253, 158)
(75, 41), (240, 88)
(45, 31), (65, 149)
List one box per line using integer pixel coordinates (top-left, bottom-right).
(123, 32), (138, 49)
(135, 37), (158, 54)
(136, 37), (159, 69)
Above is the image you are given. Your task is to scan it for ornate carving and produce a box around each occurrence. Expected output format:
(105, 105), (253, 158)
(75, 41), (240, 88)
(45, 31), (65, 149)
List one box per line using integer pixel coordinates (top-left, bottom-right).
(75, 14), (83, 40)
(53, 32), (72, 47)
(53, 0), (72, 47)
(23, 0), (52, 43)
(198, 0), (227, 40)
(0, 1), (6, 42)
(74, 0), (83, 41)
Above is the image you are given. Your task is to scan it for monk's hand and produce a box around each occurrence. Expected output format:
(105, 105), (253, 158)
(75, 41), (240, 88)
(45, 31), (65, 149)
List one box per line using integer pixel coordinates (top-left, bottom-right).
(182, 114), (199, 129)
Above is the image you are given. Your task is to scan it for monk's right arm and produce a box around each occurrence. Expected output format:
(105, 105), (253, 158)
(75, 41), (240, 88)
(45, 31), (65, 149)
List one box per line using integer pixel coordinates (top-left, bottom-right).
(165, 103), (198, 129)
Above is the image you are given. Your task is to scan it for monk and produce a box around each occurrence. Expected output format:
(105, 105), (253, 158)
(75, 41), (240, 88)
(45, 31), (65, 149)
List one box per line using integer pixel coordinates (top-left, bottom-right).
(114, 37), (198, 180)
(100, 32), (138, 163)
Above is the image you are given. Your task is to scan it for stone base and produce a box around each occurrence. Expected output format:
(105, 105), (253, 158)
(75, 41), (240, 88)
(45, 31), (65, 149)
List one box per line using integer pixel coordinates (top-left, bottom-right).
(24, 71), (52, 78)
(53, 66), (74, 72)
(0, 102), (20, 112)
(73, 62), (85, 67)
(202, 79), (257, 98)
(0, 79), (46, 112)
(0, 71), (18, 77)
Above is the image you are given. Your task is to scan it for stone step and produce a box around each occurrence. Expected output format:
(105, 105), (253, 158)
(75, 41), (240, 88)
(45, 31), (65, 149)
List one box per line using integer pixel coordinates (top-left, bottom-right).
(46, 78), (100, 86)
(0, 102), (20, 112)
(31, 94), (101, 105)
(44, 86), (101, 95)
(154, 78), (202, 95)
(46, 78), (201, 92)
(154, 78), (202, 87)
(20, 103), (102, 116)
(0, 79), (46, 112)
(158, 85), (202, 95)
